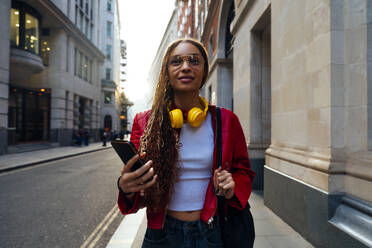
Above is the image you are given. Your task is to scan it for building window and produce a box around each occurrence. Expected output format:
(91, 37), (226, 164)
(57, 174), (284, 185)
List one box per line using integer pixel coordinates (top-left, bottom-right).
(107, 0), (112, 11)
(106, 44), (112, 60)
(10, 9), (20, 47)
(10, 5), (41, 55)
(85, 17), (89, 36)
(106, 68), (111, 80)
(88, 59), (92, 83)
(83, 55), (88, 80)
(85, 1), (89, 14)
(66, 36), (69, 72)
(107, 21), (112, 37)
(79, 10), (83, 30)
(75, 6), (78, 24)
(41, 39), (51, 66)
(75, 0), (93, 39)
(89, 23), (93, 40)
(90, 0), (93, 19)
(74, 47), (92, 83)
(104, 92), (112, 104)
(79, 51), (83, 78)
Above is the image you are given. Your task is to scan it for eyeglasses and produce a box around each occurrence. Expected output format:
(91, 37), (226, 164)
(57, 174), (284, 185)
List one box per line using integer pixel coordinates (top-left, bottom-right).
(168, 54), (204, 68)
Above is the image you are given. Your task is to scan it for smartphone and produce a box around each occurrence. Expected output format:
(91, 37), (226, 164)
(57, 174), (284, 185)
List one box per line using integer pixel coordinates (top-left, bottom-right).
(111, 140), (144, 172)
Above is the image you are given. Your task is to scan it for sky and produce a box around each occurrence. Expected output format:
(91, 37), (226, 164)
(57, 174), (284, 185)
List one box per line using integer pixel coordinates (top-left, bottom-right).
(118, 0), (175, 115)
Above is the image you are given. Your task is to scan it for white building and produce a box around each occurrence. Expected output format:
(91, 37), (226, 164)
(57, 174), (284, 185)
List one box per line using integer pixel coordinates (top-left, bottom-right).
(1, 0), (105, 154)
(99, 0), (123, 134)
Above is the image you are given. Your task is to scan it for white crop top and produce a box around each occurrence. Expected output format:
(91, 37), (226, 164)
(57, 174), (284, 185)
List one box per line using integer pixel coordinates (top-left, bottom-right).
(168, 112), (214, 211)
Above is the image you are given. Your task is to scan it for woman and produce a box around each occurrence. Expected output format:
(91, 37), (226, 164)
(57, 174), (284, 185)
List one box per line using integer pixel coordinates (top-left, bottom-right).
(117, 38), (255, 247)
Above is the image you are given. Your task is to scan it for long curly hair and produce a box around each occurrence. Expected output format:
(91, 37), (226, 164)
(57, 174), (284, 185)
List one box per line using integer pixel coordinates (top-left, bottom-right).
(140, 38), (209, 211)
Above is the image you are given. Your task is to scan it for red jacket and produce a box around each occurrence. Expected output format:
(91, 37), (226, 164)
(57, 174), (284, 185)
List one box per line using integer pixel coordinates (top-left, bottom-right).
(117, 105), (255, 229)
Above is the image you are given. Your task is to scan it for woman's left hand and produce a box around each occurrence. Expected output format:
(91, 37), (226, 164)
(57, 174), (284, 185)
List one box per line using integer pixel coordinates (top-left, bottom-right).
(213, 167), (235, 199)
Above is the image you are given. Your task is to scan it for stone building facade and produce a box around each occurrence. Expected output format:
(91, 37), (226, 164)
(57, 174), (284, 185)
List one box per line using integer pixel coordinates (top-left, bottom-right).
(1, 0), (105, 154)
(99, 0), (123, 134)
(175, 0), (372, 247)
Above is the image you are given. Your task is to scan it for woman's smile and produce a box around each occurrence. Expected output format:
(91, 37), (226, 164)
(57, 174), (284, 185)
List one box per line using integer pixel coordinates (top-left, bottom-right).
(178, 75), (195, 83)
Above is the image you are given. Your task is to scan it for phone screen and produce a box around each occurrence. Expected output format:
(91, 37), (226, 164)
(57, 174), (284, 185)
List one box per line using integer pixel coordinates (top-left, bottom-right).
(111, 140), (144, 172)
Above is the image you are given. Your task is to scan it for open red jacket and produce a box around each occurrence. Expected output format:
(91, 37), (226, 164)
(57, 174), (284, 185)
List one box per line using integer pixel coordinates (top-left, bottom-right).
(117, 105), (255, 229)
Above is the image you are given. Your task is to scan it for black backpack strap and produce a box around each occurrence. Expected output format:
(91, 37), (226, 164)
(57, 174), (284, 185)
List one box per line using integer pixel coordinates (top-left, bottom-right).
(216, 107), (227, 221)
(216, 107), (222, 168)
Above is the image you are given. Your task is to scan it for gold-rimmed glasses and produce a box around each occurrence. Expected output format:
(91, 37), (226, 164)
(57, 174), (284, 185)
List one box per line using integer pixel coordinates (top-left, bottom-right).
(168, 54), (204, 69)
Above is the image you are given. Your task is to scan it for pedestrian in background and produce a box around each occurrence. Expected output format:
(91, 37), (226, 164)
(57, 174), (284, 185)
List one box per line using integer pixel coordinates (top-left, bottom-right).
(117, 38), (255, 247)
(102, 130), (107, 147)
(83, 129), (89, 146)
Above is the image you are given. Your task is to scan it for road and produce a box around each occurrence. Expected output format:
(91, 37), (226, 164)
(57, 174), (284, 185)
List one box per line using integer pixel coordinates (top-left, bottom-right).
(0, 149), (124, 248)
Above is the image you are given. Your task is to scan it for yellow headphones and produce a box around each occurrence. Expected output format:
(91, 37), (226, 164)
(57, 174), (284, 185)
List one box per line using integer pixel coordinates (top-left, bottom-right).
(168, 96), (209, 129)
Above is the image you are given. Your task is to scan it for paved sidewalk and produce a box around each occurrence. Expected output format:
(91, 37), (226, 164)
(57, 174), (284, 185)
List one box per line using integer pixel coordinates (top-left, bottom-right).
(250, 191), (314, 248)
(0, 142), (111, 173)
(106, 190), (314, 248)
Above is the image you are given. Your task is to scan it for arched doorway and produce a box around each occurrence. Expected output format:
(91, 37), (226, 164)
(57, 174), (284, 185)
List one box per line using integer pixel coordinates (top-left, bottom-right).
(104, 115), (112, 130)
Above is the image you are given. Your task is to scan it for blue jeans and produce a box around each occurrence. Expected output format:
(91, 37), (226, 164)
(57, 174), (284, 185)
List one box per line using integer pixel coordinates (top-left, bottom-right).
(141, 215), (223, 248)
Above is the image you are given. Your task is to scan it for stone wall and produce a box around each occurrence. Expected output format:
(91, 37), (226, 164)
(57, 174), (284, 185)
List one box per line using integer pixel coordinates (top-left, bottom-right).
(231, 0), (371, 246)
(0, 0), (10, 154)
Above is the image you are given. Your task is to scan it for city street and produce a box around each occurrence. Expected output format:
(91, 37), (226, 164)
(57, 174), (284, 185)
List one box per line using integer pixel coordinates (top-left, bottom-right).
(0, 149), (124, 248)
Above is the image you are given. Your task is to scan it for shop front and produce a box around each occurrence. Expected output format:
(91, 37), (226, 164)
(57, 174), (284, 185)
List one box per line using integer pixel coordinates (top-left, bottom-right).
(8, 87), (51, 145)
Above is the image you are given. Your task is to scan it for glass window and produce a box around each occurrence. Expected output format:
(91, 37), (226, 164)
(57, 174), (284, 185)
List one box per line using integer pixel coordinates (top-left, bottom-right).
(66, 37), (69, 72)
(79, 10), (83, 31)
(25, 13), (39, 54)
(85, 17), (89, 35)
(41, 40), (51, 66)
(89, 24), (93, 40)
(78, 51), (83, 78)
(104, 92), (112, 104)
(88, 59), (92, 83)
(75, 6), (78, 24)
(107, 0), (112, 11)
(74, 48), (77, 75)
(107, 21), (112, 37)
(83, 56), (88, 80)
(106, 68), (111, 80)
(90, 0), (93, 18)
(106, 45), (112, 60)
(10, 8), (20, 47)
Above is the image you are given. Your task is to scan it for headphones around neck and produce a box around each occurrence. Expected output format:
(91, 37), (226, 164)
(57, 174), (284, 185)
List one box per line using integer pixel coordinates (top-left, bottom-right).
(168, 96), (209, 129)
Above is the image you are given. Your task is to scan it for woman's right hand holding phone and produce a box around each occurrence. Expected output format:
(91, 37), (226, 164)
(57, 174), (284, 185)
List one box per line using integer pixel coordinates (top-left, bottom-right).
(118, 152), (157, 199)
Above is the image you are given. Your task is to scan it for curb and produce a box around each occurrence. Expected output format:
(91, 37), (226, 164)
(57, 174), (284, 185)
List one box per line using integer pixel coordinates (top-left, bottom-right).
(0, 146), (112, 174)
(106, 208), (147, 248)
